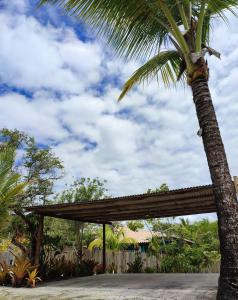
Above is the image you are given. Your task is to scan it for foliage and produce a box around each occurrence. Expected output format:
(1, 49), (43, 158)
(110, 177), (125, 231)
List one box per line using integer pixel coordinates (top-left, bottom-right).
(126, 255), (143, 273)
(126, 184), (170, 235)
(39, 0), (236, 92)
(88, 225), (136, 251)
(0, 147), (27, 234)
(0, 259), (9, 285)
(127, 221), (144, 232)
(106, 262), (118, 274)
(0, 129), (64, 259)
(147, 218), (220, 273)
(42, 250), (97, 280)
(89, 225), (136, 274)
(0, 129), (64, 208)
(0, 239), (12, 252)
(0, 254), (41, 287)
(144, 266), (156, 273)
(9, 254), (37, 287)
(56, 178), (107, 204)
(76, 259), (97, 277)
(93, 263), (104, 275)
(41, 252), (75, 280)
(46, 178), (108, 262)
(26, 268), (42, 288)
(147, 183), (169, 194)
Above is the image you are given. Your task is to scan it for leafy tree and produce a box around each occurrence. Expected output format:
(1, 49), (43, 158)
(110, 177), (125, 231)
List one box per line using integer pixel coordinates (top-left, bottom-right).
(126, 184), (169, 232)
(148, 218), (220, 273)
(54, 178), (108, 262)
(89, 225), (136, 251)
(147, 183), (169, 194)
(0, 129), (64, 261)
(39, 1), (238, 296)
(127, 220), (144, 232)
(0, 148), (27, 235)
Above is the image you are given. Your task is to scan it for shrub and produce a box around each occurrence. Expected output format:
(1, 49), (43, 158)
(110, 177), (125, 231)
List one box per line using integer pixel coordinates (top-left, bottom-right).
(107, 262), (117, 274)
(9, 255), (36, 287)
(94, 264), (104, 274)
(144, 267), (156, 273)
(126, 255), (143, 273)
(26, 269), (42, 288)
(76, 259), (97, 277)
(42, 255), (76, 280)
(0, 259), (10, 286)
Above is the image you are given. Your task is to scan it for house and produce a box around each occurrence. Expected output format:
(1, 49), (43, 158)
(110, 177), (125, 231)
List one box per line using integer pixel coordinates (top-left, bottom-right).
(122, 227), (194, 252)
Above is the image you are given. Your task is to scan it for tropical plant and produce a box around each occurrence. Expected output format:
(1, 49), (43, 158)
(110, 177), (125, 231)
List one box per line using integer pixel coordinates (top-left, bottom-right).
(126, 255), (143, 273)
(147, 236), (163, 272)
(0, 259), (9, 285)
(26, 268), (42, 288)
(0, 129), (64, 262)
(147, 218), (220, 273)
(89, 225), (136, 273)
(9, 254), (36, 287)
(0, 147), (27, 233)
(42, 253), (76, 280)
(144, 266), (156, 273)
(93, 263), (104, 275)
(127, 220), (144, 232)
(76, 259), (98, 276)
(39, 1), (238, 297)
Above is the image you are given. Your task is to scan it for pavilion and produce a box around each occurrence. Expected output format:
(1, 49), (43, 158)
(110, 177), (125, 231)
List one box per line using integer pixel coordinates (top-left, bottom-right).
(25, 179), (238, 272)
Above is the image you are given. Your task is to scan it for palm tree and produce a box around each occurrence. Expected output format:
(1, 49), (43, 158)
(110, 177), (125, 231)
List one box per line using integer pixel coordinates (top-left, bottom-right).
(0, 148), (27, 233)
(39, 1), (238, 297)
(89, 225), (136, 273)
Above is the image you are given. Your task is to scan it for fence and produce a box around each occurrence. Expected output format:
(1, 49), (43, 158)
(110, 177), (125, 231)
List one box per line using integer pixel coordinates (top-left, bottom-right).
(85, 249), (161, 273)
(0, 252), (14, 265)
(0, 247), (220, 273)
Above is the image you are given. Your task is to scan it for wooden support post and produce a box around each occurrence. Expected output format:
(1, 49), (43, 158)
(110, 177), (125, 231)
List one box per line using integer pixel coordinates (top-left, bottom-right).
(102, 223), (106, 273)
(234, 176), (238, 194)
(34, 215), (44, 266)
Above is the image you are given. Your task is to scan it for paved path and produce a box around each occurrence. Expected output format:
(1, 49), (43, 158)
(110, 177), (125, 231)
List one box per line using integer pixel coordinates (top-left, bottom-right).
(0, 273), (218, 300)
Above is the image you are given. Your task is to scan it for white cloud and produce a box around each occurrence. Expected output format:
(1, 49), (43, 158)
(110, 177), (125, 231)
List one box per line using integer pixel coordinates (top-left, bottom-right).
(0, 13), (102, 93)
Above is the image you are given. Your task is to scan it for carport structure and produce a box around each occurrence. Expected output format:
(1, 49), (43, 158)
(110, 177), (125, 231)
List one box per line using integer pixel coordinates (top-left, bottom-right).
(26, 183), (221, 271)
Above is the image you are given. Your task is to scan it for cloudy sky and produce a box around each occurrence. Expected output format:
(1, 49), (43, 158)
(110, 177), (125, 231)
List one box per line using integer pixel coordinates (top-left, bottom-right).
(1, 1), (238, 219)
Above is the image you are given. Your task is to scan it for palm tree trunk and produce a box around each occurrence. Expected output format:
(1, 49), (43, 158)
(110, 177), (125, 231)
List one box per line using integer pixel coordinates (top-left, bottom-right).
(191, 77), (238, 299)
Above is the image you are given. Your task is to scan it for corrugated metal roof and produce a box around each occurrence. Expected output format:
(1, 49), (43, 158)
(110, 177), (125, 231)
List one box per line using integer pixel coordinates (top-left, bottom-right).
(25, 184), (216, 224)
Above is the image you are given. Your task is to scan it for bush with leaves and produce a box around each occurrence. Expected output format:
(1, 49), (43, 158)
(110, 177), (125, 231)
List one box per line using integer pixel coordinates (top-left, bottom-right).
(144, 267), (156, 273)
(26, 268), (42, 288)
(9, 254), (38, 287)
(0, 259), (10, 286)
(126, 255), (143, 273)
(76, 259), (98, 277)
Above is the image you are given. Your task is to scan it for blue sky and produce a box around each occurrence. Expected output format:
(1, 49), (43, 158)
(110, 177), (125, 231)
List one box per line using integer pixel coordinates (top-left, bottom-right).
(1, 1), (238, 220)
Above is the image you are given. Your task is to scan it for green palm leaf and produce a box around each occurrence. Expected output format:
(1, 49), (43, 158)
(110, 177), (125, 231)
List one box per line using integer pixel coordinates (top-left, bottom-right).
(119, 50), (182, 100)
(39, 0), (238, 89)
(0, 148), (28, 232)
(39, 0), (176, 60)
(88, 225), (137, 251)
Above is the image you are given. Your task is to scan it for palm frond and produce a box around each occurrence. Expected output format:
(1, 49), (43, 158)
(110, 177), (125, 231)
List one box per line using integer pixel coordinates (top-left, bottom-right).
(39, 0), (181, 61)
(88, 238), (102, 250)
(207, 0), (238, 18)
(0, 147), (28, 232)
(118, 50), (182, 101)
